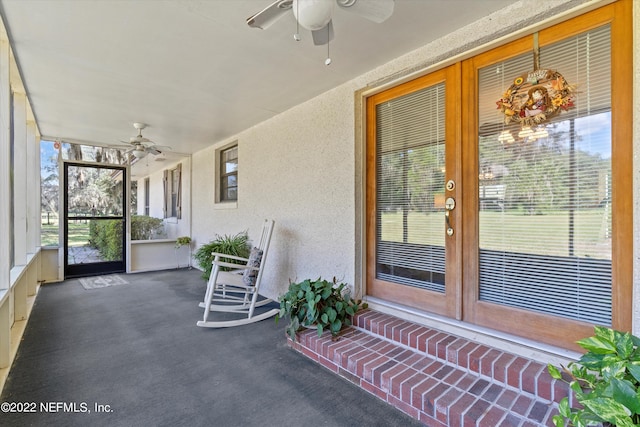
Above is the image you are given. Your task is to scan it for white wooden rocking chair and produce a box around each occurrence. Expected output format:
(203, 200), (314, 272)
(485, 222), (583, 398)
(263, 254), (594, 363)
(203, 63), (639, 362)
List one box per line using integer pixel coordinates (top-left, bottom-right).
(197, 219), (278, 328)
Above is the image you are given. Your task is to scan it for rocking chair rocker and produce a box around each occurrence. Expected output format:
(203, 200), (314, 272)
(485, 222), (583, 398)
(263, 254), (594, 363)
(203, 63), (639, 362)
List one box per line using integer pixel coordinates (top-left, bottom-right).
(196, 219), (278, 328)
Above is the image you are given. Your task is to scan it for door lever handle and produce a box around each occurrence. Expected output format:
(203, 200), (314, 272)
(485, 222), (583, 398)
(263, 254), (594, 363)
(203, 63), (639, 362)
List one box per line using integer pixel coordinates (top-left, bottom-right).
(444, 197), (455, 236)
(445, 211), (454, 236)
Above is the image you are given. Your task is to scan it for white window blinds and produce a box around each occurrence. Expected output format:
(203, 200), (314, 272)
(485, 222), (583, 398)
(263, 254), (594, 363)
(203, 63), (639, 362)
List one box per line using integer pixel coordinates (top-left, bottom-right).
(376, 83), (446, 293)
(477, 25), (612, 325)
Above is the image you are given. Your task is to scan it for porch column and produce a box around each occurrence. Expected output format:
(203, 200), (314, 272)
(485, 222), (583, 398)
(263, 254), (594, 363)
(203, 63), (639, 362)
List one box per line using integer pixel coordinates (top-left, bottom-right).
(12, 91), (27, 267)
(0, 36), (11, 368)
(26, 120), (40, 255)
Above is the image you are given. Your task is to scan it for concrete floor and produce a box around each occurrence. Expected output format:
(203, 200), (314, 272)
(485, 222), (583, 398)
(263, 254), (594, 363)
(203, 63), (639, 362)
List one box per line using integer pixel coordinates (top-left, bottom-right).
(1, 268), (421, 427)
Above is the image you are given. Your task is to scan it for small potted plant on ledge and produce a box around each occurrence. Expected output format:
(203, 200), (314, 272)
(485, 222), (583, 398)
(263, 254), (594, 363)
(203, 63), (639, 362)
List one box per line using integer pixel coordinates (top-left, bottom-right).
(276, 277), (367, 341)
(547, 326), (640, 427)
(175, 236), (192, 269)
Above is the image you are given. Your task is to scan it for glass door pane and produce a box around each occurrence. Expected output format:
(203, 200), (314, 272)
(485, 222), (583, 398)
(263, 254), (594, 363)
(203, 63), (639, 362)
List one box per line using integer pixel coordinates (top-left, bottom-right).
(367, 65), (459, 318)
(476, 25), (612, 325)
(64, 163), (126, 278)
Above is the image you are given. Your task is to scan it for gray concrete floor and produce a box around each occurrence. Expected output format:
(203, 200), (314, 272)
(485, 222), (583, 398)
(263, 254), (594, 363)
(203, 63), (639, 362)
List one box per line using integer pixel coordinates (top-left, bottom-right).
(1, 269), (421, 427)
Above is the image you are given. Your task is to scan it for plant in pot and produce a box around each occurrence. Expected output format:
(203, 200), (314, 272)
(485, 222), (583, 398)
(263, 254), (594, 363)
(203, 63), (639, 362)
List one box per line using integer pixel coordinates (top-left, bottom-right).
(174, 236), (192, 269)
(547, 326), (640, 427)
(276, 277), (367, 341)
(193, 231), (249, 280)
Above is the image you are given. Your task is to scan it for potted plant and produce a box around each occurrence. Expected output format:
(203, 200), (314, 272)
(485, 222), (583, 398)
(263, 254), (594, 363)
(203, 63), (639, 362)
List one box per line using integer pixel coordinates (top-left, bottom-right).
(175, 236), (192, 248)
(175, 236), (192, 268)
(547, 326), (640, 427)
(193, 231), (250, 280)
(276, 277), (367, 341)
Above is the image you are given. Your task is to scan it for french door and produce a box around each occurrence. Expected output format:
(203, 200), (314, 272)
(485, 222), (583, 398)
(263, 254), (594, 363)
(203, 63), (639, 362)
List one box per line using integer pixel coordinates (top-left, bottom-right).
(64, 162), (126, 278)
(366, 65), (461, 319)
(365, 1), (631, 350)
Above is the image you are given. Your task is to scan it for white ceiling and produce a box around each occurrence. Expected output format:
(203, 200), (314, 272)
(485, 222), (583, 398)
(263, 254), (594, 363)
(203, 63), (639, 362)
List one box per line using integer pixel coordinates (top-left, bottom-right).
(0, 0), (513, 159)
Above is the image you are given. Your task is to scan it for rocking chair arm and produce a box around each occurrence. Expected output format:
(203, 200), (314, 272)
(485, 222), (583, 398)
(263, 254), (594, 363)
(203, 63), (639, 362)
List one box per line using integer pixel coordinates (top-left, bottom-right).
(211, 252), (250, 263)
(212, 260), (260, 271)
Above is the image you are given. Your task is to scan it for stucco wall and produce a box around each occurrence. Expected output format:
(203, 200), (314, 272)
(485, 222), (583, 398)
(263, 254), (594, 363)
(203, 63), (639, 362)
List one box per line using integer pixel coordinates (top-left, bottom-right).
(191, 0), (638, 340)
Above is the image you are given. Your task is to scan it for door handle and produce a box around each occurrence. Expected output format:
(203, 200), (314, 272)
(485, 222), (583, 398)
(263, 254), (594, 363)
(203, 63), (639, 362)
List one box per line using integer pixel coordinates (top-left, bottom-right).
(445, 197), (455, 236)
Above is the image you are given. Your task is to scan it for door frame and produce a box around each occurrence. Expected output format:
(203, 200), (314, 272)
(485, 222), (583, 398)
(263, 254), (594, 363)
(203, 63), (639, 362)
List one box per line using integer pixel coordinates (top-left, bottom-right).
(63, 161), (127, 278)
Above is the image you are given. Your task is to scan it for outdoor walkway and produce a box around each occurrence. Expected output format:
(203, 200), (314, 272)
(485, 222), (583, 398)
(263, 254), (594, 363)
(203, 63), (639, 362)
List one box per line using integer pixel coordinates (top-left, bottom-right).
(67, 244), (104, 264)
(0, 269), (421, 427)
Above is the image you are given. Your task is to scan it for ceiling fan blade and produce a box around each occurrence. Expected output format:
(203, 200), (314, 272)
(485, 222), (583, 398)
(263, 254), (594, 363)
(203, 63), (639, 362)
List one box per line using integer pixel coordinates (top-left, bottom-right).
(336, 0), (394, 23)
(311, 20), (334, 46)
(146, 146), (162, 155)
(247, 0), (292, 30)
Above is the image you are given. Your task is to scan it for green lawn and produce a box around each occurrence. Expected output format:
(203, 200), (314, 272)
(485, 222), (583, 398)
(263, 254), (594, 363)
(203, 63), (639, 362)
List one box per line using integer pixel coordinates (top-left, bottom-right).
(381, 208), (611, 259)
(41, 221), (92, 247)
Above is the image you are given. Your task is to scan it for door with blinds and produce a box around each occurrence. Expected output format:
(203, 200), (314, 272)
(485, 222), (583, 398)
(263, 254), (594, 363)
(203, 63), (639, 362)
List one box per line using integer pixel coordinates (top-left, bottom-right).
(366, 65), (461, 318)
(366, 1), (631, 350)
(462, 4), (631, 349)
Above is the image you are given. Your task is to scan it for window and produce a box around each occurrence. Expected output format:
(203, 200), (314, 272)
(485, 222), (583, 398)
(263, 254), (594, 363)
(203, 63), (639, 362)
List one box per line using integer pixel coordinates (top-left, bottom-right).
(144, 178), (150, 216)
(219, 145), (237, 202)
(40, 141), (60, 245)
(163, 163), (182, 219)
(130, 180), (138, 215)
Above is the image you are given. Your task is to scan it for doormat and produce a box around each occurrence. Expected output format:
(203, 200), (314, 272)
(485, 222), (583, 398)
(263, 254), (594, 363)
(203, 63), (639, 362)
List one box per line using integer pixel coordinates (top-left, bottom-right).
(79, 274), (129, 290)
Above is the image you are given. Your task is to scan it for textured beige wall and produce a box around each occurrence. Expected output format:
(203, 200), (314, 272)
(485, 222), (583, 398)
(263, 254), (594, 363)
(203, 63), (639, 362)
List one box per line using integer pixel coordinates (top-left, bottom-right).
(191, 0), (638, 339)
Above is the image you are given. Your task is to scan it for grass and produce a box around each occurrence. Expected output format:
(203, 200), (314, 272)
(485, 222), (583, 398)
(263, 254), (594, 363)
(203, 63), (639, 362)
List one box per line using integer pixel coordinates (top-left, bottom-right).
(41, 221), (92, 247)
(381, 208), (611, 259)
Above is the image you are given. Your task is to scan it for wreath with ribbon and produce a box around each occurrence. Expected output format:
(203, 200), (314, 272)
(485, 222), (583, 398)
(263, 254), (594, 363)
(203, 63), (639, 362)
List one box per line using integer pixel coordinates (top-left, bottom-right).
(496, 69), (575, 126)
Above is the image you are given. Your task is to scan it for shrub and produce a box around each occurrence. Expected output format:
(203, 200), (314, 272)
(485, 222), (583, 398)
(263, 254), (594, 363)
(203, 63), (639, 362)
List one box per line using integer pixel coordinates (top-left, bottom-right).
(88, 215), (164, 261)
(548, 326), (640, 427)
(88, 219), (123, 261)
(131, 215), (164, 240)
(194, 231), (250, 280)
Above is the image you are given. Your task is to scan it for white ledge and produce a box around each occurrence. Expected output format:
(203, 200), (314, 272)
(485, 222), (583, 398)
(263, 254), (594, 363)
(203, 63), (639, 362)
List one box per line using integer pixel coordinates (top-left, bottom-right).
(131, 239), (175, 245)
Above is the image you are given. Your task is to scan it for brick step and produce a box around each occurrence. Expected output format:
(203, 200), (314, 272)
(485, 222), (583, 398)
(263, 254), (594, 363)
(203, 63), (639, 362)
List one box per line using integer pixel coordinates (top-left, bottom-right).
(288, 309), (572, 426)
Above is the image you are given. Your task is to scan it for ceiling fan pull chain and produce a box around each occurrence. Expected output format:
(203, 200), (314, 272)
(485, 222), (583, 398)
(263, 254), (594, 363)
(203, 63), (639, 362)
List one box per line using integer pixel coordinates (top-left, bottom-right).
(293, 0), (301, 41)
(325, 24), (331, 65)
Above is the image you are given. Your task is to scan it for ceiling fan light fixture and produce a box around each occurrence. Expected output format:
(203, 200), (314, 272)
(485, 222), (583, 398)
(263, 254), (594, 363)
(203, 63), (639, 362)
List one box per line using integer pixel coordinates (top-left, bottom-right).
(293, 0), (333, 31)
(132, 149), (147, 159)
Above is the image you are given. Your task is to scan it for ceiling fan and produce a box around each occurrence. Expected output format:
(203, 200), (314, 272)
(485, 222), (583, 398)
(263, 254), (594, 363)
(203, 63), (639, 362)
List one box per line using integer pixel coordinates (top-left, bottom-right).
(247, 0), (394, 47)
(121, 122), (170, 159)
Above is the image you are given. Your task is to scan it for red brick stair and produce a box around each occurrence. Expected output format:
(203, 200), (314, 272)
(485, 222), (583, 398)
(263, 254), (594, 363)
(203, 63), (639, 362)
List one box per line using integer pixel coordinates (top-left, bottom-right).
(287, 309), (574, 426)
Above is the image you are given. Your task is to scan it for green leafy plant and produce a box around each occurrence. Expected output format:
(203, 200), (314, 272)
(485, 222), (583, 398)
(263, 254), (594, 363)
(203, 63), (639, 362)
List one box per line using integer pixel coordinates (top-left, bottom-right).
(175, 236), (191, 248)
(88, 219), (122, 261)
(547, 326), (640, 427)
(276, 277), (367, 341)
(193, 231), (250, 280)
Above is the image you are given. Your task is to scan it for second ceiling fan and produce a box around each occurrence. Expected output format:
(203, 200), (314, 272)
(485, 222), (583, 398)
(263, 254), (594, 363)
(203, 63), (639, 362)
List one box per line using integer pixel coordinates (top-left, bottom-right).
(121, 122), (170, 159)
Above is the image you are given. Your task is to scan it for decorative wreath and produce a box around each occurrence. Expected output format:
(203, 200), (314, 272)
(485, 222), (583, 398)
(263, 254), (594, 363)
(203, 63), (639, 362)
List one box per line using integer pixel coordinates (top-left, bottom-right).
(496, 69), (575, 126)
